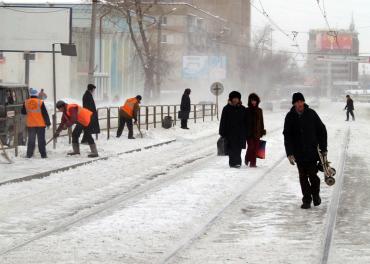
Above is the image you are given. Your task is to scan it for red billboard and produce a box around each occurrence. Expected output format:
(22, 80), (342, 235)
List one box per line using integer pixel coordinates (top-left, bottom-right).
(316, 32), (353, 50)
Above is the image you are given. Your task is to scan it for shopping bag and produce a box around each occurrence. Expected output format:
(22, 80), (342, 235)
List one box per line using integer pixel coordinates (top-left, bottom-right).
(257, 140), (266, 159)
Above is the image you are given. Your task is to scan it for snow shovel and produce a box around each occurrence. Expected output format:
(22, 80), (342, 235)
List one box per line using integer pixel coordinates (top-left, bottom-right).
(136, 123), (143, 138)
(0, 138), (13, 164)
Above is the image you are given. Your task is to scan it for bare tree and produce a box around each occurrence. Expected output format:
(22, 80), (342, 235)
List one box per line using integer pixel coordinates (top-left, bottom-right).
(104, 0), (171, 102)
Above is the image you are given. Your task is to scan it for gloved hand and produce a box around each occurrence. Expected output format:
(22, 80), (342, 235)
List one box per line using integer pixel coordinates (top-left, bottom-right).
(288, 155), (296, 165)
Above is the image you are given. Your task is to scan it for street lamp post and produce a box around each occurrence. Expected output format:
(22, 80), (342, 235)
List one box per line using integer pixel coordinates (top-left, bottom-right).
(51, 43), (77, 148)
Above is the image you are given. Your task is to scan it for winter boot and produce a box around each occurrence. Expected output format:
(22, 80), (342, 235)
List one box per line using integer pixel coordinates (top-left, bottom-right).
(313, 194), (321, 206)
(301, 202), (311, 209)
(88, 144), (99, 158)
(68, 143), (80, 156)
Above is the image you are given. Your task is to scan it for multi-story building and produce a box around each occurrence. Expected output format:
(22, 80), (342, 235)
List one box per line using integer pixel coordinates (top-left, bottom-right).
(306, 19), (359, 97)
(143, 0), (251, 102)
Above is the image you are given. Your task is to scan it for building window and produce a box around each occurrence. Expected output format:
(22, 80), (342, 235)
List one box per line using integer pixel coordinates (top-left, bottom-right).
(161, 16), (168, 26)
(161, 34), (168, 44)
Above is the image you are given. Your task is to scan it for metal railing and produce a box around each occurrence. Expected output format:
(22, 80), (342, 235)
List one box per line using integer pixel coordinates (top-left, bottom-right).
(52, 103), (217, 145)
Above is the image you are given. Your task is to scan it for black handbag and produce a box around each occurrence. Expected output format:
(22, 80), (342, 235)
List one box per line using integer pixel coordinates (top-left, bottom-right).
(217, 137), (228, 156)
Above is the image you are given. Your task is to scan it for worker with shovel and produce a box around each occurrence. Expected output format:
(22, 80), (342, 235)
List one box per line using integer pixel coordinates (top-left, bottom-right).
(116, 95), (142, 139)
(54, 100), (98, 158)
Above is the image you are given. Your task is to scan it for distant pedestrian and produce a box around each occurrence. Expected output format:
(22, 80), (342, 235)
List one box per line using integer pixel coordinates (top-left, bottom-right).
(245, 93), (266, 168)
(179, 88), (191, 129)
(5, 90), (14, 105)
(81, 84), (100, 144)
(344, 95), (355, 121)
(117, 95), (142, 139)
(55, 100), (98, 158)
(38, 89), (47, 100)
(21, 88), (51, 158)
(219, 91), (247, 168)
(283, 92), (327, 209)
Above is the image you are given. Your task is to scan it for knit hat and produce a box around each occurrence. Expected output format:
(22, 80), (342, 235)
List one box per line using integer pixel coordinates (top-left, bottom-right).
(229, 91), (241, 101)
(56, 100), (66, 109)
(292, 92), (305, 104)
(136, 95), (142, 101)
(29, 88), (38, 97)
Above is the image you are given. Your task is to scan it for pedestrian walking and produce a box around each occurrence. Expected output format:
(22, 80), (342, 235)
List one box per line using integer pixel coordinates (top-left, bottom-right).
(38, 89), (48, 100)
(116, 95), (142, 139)
(21, 88), (51, 158)
(219, 91), (247, 168)
(81, 84), (100, 144)
(344, 95), (355, 121)
(283, 92), (328, 209)
(179, 88), (191, 129)
(54, 100), (98, 158)
(245, 93), (266, 167)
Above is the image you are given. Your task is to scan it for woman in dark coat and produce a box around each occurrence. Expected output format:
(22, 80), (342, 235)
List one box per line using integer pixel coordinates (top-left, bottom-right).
(180, 88), (191, 129)
(245, 93), (265, 167)
(81, 84), (100, 144)
(219, 91), (247, 168)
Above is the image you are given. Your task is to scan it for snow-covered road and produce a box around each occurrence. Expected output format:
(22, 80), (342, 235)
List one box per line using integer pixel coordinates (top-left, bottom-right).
(0, 102), (369, 264)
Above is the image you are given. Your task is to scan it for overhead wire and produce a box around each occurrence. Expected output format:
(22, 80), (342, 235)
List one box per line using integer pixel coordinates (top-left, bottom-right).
(250, 0), (305, 60)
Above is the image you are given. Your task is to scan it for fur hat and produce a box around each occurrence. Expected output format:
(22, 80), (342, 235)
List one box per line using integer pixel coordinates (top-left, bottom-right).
(229, 91), (241, 101)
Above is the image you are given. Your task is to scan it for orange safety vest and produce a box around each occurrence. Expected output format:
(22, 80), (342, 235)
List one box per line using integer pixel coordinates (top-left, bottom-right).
(121, 98), (138, 118)
(25, 98), (46, 127)
(66, 104), (92, 127)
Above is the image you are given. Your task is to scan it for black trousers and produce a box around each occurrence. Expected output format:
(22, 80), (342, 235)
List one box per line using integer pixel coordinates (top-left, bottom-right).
(72, 124), (94, 145)
(297, 163), (320, 204)
(181, 118), (188, 128)
(346, 110), (355, 120)
(228, 142), (242, 167)
(27, 127), (46, 158)
(117, 116), (133, 138)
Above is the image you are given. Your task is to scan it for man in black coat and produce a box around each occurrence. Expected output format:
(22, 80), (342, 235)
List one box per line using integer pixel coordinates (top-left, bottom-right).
(81, 84), (100, 144)
(179, 88), (191, 129)
(219, 91), (247, 168)
(344, 95), (355, 121)
(283, 92), (327, 209)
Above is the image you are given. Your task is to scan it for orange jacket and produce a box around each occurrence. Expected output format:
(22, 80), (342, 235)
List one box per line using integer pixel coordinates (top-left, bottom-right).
(24, 98), (46, 127)
(65, 104), (92, 127)
(120, 98), (139, 119)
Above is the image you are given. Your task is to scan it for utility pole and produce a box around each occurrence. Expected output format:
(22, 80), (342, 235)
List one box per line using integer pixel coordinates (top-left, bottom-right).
(88, 0), (98, 84)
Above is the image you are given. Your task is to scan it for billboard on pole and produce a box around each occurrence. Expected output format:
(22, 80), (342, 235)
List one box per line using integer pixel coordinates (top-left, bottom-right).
(0, 6), (71, 52)
(182, 56), (227, 80)
(316, 32), (353, 51)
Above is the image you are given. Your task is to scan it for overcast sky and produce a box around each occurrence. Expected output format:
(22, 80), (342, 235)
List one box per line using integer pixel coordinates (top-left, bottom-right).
(3, 0), (370, 57)
(251, 0), (370, 55)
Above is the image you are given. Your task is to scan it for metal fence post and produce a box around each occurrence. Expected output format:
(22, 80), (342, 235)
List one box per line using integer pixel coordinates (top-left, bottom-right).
(145, 106), (149, 130)
(161, 106), (164, 122)
(167, 105), (170, 117)
(153, 106), (157, 128)
(202, 104), (205, 122)
(194, 105), (197, 123)
(174, 105), (177, 126)
(107, 108), (111, 140)
(211, 104), (214, 121)
(14, 117), (19, 157)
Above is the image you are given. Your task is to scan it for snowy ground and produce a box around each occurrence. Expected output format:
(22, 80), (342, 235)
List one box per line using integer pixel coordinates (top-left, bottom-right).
(0, 102), (369, 264)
